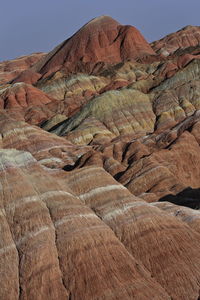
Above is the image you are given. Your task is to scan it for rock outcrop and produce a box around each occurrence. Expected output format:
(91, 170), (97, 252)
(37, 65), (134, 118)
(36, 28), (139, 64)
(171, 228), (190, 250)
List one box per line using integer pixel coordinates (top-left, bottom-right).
(0, 52), (45, 85)
(0, 82), (61, 125)
(151, 25), (200, 55)
(34, 16), (155, 76)
(13, 16), (156, 84)
(1, 16), (200, 300)
(1, 149), (172, 300)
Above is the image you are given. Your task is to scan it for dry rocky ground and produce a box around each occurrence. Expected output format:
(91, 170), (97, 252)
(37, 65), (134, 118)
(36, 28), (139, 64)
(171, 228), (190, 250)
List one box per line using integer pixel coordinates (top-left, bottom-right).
(0, 16), (200, 300)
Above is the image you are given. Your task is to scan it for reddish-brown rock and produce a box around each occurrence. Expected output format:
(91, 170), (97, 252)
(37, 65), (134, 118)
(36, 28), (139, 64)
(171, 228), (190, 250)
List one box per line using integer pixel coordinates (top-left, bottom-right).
(0, 52), (45, 84)
(151, 25), (200, 55)
(0, 112), (90, 169)
(29, 16), (156, 80)
(0, 83), (61, 125)
(1, 16), (200, 300)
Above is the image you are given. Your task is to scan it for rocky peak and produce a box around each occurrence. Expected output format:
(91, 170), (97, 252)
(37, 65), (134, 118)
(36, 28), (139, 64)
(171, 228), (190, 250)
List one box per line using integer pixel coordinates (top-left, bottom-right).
(32, 16), (155, 77)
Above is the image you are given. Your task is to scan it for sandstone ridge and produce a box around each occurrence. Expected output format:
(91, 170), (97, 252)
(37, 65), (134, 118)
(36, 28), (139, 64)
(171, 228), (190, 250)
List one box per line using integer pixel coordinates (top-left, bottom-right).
(1, 16), (200, 300)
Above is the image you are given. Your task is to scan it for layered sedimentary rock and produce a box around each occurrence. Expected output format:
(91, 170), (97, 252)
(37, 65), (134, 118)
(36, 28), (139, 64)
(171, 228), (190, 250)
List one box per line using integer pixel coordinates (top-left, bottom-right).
(37, 74), (109, 118)
(153, 200), (200, 231)
(13, 16), (156, 85)
(1, 15), (200, 300)
(0, 149), (171, 300)
(51, 88), (156, 144)
(151, 25), (200, 55)
(33, 16), (155, 77)
(0, 52), (45, 85)
(0, 112), (89, 169)
(0, 82), (62, 125)
(65, 167), (200, 299)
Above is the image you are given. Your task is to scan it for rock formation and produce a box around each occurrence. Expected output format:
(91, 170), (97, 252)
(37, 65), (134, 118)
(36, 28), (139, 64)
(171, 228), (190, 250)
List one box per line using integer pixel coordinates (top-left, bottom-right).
(1, 16), (200, 300)
(0, 52), (45, 85)
(13, 16), (156, 84)
(151, 25), (200, 55)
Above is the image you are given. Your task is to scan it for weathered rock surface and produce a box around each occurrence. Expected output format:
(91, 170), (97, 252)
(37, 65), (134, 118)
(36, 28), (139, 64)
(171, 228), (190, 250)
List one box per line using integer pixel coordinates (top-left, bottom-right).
(0, 149), (171, 300)
(0, 112), (90, 169)
(64, 167), (200, 299)
(0, 82), (62, 125)
(51, 87), (156, 145)
(0, 52), (45, 85)
(33, 16), (155, 77)
(153, 200), (200, 231)
(1, 15), (200, 300)
(151, 25), (200, 55)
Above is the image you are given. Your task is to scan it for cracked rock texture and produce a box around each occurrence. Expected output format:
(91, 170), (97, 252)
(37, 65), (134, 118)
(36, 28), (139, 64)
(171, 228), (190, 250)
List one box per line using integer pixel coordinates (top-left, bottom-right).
(1, 16), (200, 300)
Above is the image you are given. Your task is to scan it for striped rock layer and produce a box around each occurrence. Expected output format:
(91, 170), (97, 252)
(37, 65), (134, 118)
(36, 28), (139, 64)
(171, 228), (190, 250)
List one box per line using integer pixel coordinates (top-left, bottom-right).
(0, 52), (45, 85)
(1, 15), (200, 300)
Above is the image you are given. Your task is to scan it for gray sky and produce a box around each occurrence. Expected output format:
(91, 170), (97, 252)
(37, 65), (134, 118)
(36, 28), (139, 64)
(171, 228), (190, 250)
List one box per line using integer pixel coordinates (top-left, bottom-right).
(1, 0), (200, 61)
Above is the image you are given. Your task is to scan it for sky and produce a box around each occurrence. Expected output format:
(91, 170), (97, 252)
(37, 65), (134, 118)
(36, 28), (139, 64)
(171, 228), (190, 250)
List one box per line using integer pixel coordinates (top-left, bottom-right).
(1, 0), (200, 61)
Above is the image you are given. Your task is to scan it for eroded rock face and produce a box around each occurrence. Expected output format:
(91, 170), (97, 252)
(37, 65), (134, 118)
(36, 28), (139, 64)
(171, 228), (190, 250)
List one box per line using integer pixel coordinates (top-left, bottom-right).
(33, 16), (155, 77)
(0, 149), (170, 300)
(0, 52), (45, 85)
(11, 16), (156, 85)
(0, 83), (62, 125)
(151, 25), (200, 55)
(1, 15), (200, 300)
(64, 167), (200, 299)
(51, 88), (156, 144)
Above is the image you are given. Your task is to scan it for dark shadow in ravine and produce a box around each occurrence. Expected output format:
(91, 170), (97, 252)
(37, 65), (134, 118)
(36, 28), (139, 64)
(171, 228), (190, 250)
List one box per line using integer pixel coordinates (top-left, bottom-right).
(159, 187), (200, 210)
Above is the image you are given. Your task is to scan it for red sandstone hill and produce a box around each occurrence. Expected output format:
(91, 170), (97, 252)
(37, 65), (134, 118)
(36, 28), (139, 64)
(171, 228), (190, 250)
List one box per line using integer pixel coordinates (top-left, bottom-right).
(13, 16), (156, 83)
(0, 52), (45, 85)
(1, 16), (200, 300)
(151, 25), (200, 55)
